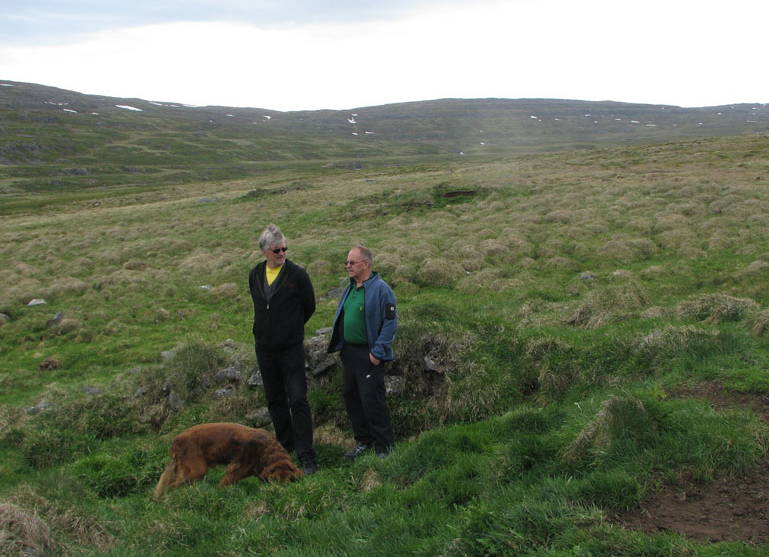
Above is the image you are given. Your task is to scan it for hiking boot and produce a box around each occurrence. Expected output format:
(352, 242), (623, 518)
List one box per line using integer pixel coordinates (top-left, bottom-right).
(301, 456), (317, 475)
(344, 443), (370, 459)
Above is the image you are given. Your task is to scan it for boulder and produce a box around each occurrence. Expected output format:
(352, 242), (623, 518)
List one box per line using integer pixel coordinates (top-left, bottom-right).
(167, 391), (185, 412)
(46, 311), (64, 327)
(248, 370), (263, 388)
(304, 329), (337, 376)
(217, 364), (242, 382)
(24, 401), (56, 415)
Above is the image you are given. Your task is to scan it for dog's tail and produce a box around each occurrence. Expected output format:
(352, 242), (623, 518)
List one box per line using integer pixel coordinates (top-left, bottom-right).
(153, 457), (178, 499)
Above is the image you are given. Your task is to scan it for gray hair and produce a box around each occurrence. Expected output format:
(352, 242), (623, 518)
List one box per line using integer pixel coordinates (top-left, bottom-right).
(353, 245), (373, 262)
(259, 224), (286, 251)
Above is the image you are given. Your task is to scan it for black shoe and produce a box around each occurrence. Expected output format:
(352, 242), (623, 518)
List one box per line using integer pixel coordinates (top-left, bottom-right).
(301, 457), (317, 475)
(344, 443), (370, 459)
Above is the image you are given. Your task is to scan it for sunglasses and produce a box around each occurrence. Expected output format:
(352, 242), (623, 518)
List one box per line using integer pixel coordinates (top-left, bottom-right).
(270, 247), (288, 254)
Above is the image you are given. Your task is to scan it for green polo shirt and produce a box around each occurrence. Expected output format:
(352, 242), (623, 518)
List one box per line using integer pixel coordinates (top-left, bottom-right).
(343, 284), (368, 345)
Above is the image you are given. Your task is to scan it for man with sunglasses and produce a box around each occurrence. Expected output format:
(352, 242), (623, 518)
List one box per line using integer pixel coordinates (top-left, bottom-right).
(249, 224), (317, 475)
(328, 246), (397, 459)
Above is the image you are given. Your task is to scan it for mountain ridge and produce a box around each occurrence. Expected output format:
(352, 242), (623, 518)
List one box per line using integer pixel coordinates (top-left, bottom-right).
(1, 79), (767, 192)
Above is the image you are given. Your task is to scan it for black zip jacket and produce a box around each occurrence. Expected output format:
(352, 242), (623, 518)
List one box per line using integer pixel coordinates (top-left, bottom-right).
(249, 259), (316, 350)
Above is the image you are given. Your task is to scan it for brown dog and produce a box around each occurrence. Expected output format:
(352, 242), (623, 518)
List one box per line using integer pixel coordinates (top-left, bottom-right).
(154, 422), (302, 498)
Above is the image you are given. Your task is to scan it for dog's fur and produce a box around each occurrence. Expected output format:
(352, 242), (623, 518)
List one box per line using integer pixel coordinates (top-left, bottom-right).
(154, 422), (302, 498)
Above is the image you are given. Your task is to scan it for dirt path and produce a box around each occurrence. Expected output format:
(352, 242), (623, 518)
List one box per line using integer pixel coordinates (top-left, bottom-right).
(612, 382), (769, 544)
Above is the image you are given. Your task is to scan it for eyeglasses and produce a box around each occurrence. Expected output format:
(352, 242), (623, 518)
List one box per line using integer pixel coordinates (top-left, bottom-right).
(345, 260), (367, 266)
(270, 247), (288, 254)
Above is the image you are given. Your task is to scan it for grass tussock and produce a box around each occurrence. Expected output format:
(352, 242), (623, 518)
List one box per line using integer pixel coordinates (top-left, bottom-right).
(676, 293), (760, 324)
(599, 237), (659, 263)
(9, 485), (115, 554)
(562, 396), (655, 463)
(389, 320), (482, 430)
(630, 325), (723, 372)
(0, 503), (53, 557)
(305, 259), (331, 276)
(566, 281), (650, 328)
(747, 309), (769, 337)
(3, 131), (769, 554)
(415, 257), (464, 287)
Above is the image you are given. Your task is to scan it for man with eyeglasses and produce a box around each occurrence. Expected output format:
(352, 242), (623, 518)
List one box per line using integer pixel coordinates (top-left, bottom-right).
(249, 224), (317, 475)
(328, 246), (397, 459)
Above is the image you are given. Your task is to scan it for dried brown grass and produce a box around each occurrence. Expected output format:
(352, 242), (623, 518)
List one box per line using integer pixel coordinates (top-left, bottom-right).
(737, 260), (769, 277)
(562, 396), (653, 462)
(305, 259), (332, 276)
(210, 282), (240, 300)
(0, 503), (53, 557)
(415, 257), (463, 287)
(675, 294), (759, 324)
(746, 309), (769, 337)
(6, 486), (115, 555)
(566, 282), (650, 328)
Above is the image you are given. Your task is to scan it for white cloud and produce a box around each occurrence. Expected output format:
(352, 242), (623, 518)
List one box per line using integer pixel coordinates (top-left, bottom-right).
(1, 0), (767, 110)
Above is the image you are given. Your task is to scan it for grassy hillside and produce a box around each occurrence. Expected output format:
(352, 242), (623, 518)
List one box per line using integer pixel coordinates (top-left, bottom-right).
(2, 80), (767, 201)
(2, 83), (769, 555)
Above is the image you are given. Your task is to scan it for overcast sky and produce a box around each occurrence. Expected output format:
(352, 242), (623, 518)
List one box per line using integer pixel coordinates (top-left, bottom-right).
(1, 0), (767, 111)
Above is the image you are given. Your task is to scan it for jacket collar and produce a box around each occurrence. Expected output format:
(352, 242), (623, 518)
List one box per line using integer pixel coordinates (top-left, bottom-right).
(350, 270), (378, 288)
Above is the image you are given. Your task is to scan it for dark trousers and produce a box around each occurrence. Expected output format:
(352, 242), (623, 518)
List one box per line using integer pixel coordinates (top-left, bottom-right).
(255, 342), (314, 461)
(341, 343), (393, 453)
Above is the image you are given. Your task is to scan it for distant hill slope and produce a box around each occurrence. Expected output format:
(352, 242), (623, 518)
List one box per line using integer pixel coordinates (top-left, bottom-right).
(1, 79), (767, 191)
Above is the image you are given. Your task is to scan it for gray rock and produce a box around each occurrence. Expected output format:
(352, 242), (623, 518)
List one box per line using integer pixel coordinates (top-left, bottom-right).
(217, 364), (242, 382)
(47, 311), (64, 327)
(167, 391), (185, 412)
(246, 407), (271, 427)
(82, 386), (103, 396)
(308, 355), (337, 376)
(24, 401), (56, 415)
(385, 375), (405, 395)
(248, 370), (263, 388)
(215, 385), (235, 399)
(322, 287), (345, 300)
(424, 356), (445, 374)
(304, 330), (337, 376)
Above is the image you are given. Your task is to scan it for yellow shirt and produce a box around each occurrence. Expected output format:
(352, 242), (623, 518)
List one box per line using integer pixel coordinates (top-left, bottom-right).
(265, 264), (282, 286)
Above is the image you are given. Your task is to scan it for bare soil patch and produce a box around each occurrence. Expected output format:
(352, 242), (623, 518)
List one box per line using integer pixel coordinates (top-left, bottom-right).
(612, 381), (769, 544)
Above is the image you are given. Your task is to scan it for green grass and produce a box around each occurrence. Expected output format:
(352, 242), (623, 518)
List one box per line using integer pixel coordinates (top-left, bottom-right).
(2, 130), (769, 555)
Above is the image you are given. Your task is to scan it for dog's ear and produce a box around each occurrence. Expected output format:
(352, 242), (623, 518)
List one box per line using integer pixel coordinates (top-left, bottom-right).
(261, 461), (303, 482)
